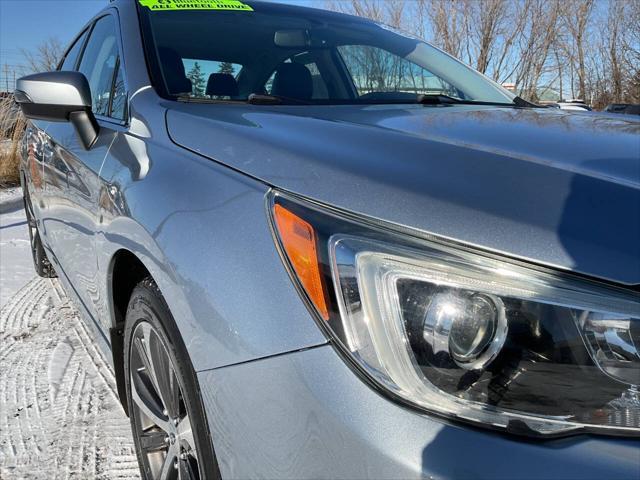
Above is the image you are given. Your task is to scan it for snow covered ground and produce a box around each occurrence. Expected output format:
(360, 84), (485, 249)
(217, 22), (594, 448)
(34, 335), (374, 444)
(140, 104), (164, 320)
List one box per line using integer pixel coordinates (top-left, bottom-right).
(0, 204), (34, 306)
(0, 201), (140, 479)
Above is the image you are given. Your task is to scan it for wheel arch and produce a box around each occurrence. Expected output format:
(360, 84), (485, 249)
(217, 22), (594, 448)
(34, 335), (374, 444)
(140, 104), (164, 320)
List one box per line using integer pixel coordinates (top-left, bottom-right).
(109, 249), (151, 328)
(107, 248), (153, 415)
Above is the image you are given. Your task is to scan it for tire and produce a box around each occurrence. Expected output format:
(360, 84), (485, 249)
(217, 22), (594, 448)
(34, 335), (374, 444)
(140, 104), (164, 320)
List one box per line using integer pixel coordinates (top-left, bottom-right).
(124, 278), (220, 480)
(23, 185), (56, 278)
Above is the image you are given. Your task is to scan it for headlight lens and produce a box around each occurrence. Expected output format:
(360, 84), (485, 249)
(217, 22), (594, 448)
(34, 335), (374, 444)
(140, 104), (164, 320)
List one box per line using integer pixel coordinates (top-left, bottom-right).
(422, 291), (507, 369)
(270, 193), (640, 437)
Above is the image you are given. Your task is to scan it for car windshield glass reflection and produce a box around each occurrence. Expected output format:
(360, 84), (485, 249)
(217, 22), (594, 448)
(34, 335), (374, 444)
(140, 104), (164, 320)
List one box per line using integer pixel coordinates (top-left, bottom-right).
(139, 5), (517, 106)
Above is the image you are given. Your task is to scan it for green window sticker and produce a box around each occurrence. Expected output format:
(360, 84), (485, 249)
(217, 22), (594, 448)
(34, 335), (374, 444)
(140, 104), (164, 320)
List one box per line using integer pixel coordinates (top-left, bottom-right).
(138, 0), (253, 11)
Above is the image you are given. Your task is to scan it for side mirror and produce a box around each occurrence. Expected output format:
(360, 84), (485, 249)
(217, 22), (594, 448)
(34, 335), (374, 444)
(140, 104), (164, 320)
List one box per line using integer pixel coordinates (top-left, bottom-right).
(15, 71), (100, 149)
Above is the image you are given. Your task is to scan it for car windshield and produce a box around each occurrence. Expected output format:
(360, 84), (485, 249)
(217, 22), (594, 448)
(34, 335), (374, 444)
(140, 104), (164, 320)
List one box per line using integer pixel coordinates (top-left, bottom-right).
(138, 1), (516, 106)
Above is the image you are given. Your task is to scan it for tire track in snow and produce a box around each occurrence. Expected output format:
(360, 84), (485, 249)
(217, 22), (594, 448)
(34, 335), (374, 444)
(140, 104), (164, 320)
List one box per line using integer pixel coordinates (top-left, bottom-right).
(0, 278), (140, 479)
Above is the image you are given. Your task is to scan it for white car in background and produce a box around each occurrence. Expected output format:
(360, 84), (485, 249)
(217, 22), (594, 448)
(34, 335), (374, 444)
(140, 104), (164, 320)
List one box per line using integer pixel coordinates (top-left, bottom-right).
(550, 99), (593, 111)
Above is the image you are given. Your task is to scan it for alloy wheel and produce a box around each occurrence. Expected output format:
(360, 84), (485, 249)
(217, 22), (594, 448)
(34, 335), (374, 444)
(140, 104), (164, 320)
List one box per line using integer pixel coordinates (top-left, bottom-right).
(129, 321), (200, 480)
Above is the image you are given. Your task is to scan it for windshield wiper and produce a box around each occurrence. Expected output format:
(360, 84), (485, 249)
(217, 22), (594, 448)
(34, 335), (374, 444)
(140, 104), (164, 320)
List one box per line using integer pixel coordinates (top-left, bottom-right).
(513, 96), (536, 107)
(246, 93), (310, 105)
(173, 93), (310, 106)
(175, 95), (242, 104)
(417, 94), (529, 108)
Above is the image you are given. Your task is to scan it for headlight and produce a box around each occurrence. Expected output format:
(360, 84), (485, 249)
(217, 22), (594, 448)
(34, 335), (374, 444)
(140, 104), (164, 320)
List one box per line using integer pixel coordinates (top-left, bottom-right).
(269, 192), (640, 438)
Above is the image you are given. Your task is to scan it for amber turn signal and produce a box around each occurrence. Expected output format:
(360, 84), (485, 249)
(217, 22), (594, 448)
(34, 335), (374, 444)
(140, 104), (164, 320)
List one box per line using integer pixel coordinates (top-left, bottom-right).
(273, 204), (329, 320)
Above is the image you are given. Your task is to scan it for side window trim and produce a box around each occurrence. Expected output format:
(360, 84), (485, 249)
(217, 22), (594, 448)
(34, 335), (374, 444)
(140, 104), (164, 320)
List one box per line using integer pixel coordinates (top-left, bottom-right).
(108, 9), (130, 125)
(108, 56), (120, 117)
(108, 55), (128, 121)
(93, 114), (129, 128)
(57, 24), (93, 71)
(75, 24), (95, 71)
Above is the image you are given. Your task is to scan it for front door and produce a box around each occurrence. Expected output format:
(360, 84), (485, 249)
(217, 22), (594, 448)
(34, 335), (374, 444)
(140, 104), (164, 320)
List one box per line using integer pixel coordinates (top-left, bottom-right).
(41, 12), (127, 323)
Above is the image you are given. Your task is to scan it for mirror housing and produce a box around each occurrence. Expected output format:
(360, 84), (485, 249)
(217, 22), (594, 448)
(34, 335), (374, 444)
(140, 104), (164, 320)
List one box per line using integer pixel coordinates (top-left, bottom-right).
(15, 71), (100, 149)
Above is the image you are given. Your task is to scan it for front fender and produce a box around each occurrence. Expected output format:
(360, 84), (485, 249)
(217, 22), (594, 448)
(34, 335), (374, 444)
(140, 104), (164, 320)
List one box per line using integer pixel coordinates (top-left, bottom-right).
(97, 135), (327, 372)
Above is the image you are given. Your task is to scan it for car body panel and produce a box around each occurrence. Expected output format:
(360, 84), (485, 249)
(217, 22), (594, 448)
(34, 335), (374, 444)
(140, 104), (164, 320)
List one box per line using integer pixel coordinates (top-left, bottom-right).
(167, 103), (640, 285)
(200, 344), (640, 480)
(23, 121), (329, 373)
(94, 116), (328, 371)
(16, 1), (640, 477)
(34, 119), (119, 325)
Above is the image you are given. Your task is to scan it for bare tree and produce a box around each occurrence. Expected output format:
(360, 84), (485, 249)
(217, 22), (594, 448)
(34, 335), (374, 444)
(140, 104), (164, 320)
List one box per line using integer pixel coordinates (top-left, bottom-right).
(617, 0), (640, 104)
(583, 0), (640, 108)
(472, 0), (507, 74)
(607, 1), (624, 102)
(560, 0), (594, 99)
(625, 0), (640, 70)
(427, 0), (468, 59)
(511, 0), (562, 100)
(326, 0), (387, 22)
(490, 0), (531, 83)
(21, 37), (65, 73)
(325, 0), (638, 107)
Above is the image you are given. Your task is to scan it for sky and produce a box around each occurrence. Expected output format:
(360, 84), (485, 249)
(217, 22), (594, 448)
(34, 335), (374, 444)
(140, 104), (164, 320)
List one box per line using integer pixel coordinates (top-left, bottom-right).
(0, 1), (105, 85)
(0, 0), (320, 90)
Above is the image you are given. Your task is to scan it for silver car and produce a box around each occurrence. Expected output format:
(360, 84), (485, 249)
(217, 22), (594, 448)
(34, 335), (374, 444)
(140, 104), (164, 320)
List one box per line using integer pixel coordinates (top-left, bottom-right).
(15, 1), (640, 479)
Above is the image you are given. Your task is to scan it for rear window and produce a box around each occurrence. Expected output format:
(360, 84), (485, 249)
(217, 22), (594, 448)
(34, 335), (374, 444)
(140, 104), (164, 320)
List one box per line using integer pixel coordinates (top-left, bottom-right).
(182, 59), (242, 98)
(264, 53), (329, 99)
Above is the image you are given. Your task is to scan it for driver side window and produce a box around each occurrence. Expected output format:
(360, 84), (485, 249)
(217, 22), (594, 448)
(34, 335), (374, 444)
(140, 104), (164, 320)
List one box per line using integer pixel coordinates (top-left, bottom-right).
(78, 15), (126, 120)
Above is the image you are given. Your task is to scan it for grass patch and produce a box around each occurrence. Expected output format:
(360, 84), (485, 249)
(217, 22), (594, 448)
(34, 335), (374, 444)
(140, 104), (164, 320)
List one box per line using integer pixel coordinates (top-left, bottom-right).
(0, 95), (25, 187)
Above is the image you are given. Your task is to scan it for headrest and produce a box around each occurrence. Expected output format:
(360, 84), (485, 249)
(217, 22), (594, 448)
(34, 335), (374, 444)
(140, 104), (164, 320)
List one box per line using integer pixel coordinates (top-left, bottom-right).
(157, 47), (192, 95)
(206, 73), (239, 97)
(271, 63), (313, 100)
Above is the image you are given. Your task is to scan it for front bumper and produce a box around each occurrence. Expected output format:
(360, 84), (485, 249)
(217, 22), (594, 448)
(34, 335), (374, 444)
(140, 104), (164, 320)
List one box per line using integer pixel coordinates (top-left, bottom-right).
(198, 345), (640, 479)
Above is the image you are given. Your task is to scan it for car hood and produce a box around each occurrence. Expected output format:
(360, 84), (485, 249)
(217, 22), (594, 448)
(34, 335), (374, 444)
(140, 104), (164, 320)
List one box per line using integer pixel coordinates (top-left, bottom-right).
(166, 104), (640, 285)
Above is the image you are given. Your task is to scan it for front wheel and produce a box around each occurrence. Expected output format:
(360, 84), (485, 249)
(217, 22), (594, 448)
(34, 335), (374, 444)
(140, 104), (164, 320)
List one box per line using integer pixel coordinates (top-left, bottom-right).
(124, 278), (220, 480)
